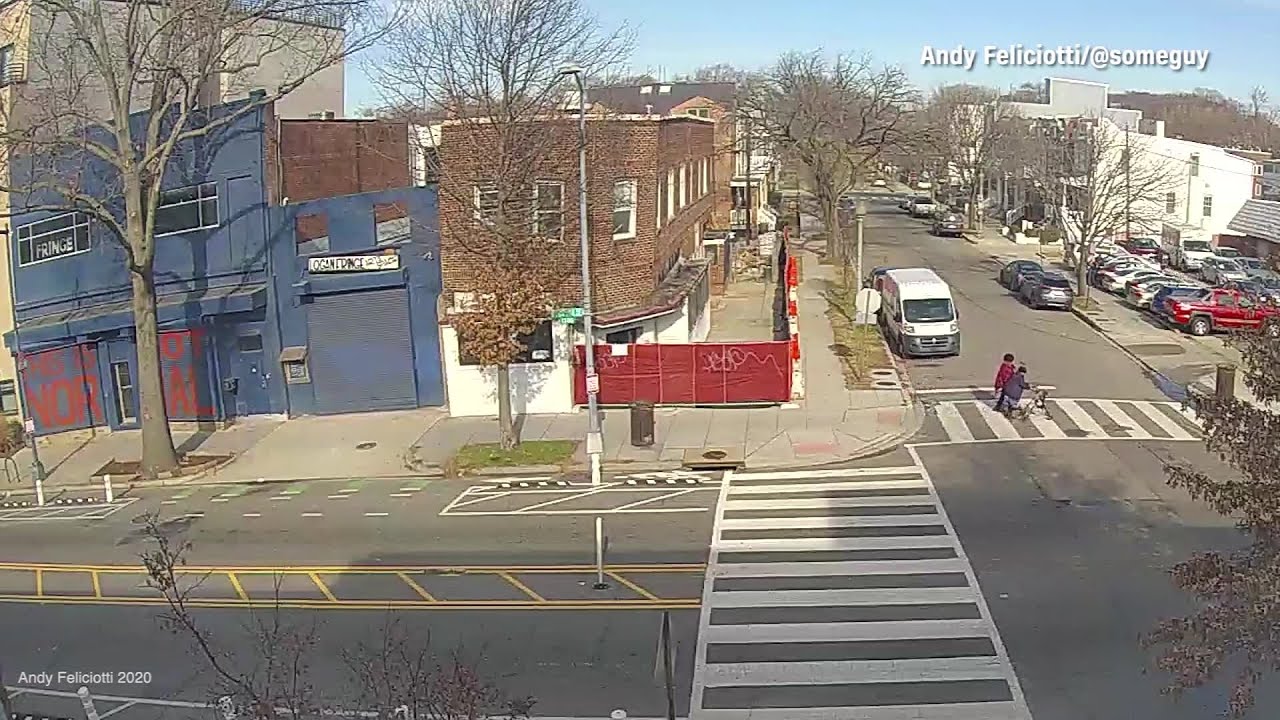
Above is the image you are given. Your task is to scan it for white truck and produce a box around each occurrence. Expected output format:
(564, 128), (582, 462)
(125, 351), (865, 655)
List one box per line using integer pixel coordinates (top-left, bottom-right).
(878, 268), (960, 357)
(1161, 223), (1216, 272)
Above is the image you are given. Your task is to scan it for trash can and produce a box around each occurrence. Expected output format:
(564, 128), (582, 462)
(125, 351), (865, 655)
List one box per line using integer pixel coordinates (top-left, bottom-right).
(630, 401), (655, 447)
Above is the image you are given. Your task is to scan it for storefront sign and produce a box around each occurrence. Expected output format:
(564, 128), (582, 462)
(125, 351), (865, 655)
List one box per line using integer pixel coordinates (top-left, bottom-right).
(307, 255), (400, 273)
(160, 329), (217, 418)
(21, 345), (106, 432)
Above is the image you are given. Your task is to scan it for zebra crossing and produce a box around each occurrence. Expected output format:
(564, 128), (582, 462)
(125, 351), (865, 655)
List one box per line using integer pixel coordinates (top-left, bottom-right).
(926, 397), (1201, 445)
(689, 462), (1031, 720)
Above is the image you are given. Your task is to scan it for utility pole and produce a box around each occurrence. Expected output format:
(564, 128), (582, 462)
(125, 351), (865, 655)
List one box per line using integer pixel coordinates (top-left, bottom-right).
(744, 115), (754, 244)
(854, 201), (867, 287)
(0, 226), (45, 504)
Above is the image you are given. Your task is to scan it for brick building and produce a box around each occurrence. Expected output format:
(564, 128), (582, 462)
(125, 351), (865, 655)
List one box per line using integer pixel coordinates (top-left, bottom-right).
(436, 113), (715, 416)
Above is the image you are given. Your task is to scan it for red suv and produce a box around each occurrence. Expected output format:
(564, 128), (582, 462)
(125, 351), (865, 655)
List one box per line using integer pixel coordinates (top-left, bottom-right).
(1162, 288), (1280, 337)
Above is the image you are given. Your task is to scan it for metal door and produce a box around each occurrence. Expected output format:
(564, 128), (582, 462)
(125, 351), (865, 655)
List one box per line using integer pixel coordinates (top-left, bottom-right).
(306, 288), (418, 414)
(232, 325), (271, 417)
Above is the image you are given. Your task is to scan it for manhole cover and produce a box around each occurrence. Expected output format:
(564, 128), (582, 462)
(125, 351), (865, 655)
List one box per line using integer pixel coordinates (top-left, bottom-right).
(702, 450), (727, 460)
(355, 441), (377, 451)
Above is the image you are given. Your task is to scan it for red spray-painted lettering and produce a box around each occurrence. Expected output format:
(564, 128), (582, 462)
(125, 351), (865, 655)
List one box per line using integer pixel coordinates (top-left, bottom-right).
(21, 346), (105, 432)
(158, 329), (216, 418)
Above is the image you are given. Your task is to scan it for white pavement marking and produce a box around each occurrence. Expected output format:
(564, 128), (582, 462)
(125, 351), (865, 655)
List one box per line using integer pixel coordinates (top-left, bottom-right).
(1027, 407), (1067, 439)
(702, 656), (1008, 687)
(327, 494), (351, 500)
(709, 587), (977, 608)
(719, 514), (941, 530)
(727, 479), (927, 495)
(736, 466), (919, 481)
(301, 512), (324, 518)
(364, 512), (389, 517)
(714, 558), (965, 578)
(97, 701), (139, 719)
(934, 401), (975, 442)
(211, 498), (230, 503)
(242, 513), (261, 518)
(1094, 399), (1151, 438)
(915, 385), (1056, 395)
(389, 492), (414, 498)
(705, 618), (992, 643)
(973, 400), (1020, 439)
(160, 500), (178, 505)
(609, 487), (703, 511)
(691, 703), (1026, 720)
(716, 535), (955, 552)
(1131, 400), (1195, 440)
(1055, 399), (1106, 436)
(689, 468), (734, 716)
(723, 496), (936, 511)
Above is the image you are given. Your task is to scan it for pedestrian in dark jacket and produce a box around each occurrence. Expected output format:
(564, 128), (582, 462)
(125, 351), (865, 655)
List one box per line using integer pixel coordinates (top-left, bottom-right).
(994, 353), (1016, 408)
(997, 366), (1029, 413)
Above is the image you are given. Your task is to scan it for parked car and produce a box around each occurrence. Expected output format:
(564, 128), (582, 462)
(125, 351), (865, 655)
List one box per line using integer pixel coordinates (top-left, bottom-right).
(899, 196), (912, 211)
(1123, 276), (1177, 307)
(1020, 271), (1075, 309)
(1201, 256), (1250, 285)
(1095, 261), (1160, 293)
(1237, 256), (1268, 277)
(864, 266), (899, 291)
(932, 212), (965, 236)
(1213, 246), (1243, 260)
(908, 195), (939, 217)
(1118, 237), (1161, 257)
(999, 260), (1043, 290)
(1133, 281), (1198, 310)
(872, 178), (887, 187)
(1162, 288), (1280, 337)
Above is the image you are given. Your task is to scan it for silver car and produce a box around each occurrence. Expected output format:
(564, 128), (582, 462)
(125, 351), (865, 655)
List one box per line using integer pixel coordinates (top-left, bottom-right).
(1201, 257), (1249, 286)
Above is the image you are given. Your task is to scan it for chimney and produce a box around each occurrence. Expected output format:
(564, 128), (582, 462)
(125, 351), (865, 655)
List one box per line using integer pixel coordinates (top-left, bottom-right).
(645, 103), (653, 114)
(1154, 119), (1165, 138)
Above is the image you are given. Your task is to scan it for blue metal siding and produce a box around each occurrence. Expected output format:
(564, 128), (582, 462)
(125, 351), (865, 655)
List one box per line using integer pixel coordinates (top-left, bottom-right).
(306, 289), (418, 414)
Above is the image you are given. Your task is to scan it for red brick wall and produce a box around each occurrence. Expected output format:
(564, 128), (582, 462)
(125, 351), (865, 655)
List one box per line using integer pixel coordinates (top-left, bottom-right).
(278, 120), (411, 203)
(437, 116), (714, 315)
(671, 97), (735, 230)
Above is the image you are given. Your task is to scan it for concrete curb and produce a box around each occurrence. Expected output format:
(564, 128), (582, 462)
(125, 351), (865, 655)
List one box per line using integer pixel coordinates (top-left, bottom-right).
(1068, 302), (1194, 404)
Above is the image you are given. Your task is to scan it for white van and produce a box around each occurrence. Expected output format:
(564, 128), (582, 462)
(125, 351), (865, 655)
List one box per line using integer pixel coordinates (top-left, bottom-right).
(879, 268), (960, 357)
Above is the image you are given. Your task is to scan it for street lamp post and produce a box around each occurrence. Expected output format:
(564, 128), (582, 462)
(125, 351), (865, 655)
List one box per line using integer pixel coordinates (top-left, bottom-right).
(0, 227), (45, 504)
(561, 62), (608, 590)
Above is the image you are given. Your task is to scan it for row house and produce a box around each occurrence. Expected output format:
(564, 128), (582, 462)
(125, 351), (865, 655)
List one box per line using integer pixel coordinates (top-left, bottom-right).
(436, 113), (715, 417)
(3, 98), (444, 436)
(0, 0), (345, 422)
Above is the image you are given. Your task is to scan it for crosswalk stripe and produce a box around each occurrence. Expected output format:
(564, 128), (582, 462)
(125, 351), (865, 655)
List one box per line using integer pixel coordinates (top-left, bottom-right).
(714, 558), (967, 578)
(734, 466), (921, 481)
(719, 514), (941, 530)
(1055, 399), (1107, 436)
(1131, 401), (1195, 440)
(973, 400), (1020, 439)
(710, 587), (977, 608)
(691, 702), (1027, 720)
(702, 656), (1008, 687)
(1094, 399), (1151, 438)
(934, 401), (974, 442)
(705, 618), (991, 643)
(727, 479), (927, 495)
(723, 496), (936, 511)
(1027, 407), (1067, 438)
(715, 535), (955, 552)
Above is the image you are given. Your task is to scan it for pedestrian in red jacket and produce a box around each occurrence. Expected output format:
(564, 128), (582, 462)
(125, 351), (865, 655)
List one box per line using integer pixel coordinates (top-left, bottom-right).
(994, 353), (1016, 408)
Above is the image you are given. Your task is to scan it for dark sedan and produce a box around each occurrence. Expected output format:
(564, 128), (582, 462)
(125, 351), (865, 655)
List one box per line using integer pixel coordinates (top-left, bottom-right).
(864, 266), (899, 291)
(1020, 271), (1075, 309)
(931, 212), (965, 237)
(998, 260), (1044, 291)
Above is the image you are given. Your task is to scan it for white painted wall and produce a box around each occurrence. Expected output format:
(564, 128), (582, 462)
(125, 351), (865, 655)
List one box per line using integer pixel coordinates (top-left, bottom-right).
(1128, 128), (1258, 238)
(690, 290), (711, 342)
(440, 324), (575, 417)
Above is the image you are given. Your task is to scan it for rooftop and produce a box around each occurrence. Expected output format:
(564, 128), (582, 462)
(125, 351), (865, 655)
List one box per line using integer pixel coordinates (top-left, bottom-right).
(589, 81), (736, 116)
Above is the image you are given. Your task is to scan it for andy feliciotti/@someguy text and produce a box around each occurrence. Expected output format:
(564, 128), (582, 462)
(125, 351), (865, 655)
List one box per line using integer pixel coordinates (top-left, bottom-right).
(921, 44), (1210, 72)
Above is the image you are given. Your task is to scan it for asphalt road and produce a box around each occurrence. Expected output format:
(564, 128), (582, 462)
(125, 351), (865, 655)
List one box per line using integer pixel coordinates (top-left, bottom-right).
(857, 201), (1172, 400)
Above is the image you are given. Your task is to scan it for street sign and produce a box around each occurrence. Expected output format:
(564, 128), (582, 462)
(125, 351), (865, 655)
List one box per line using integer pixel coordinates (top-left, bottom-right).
(553, 307), (585, 323)
(585, 372), (600, 395)
(22, 418), (33, 434)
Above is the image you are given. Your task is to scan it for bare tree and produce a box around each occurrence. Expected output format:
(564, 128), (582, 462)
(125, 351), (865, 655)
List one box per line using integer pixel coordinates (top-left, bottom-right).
(1144, 329), (1280, 718)
(0, 0), (389, 477)
(686, 63), (749, 84)
(368, 0), (633, 448)
(1018, 116), (1180, 298)
(745, 51), (916, 264)
(918, 84), (1022, 229)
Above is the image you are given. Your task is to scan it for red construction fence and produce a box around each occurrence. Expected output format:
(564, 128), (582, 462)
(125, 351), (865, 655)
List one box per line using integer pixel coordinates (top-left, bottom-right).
(572, 341), (793, 405)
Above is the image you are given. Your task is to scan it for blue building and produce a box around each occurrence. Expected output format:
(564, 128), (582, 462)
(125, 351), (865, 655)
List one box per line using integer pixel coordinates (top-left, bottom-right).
(4, 99), (444, 435)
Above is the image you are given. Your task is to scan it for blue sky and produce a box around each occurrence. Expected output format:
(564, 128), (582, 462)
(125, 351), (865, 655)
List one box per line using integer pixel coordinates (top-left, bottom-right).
(345, 0), (1280, 113)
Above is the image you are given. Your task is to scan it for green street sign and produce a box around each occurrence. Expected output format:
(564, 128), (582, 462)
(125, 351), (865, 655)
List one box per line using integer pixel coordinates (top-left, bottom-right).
(552, 307), (585, 323)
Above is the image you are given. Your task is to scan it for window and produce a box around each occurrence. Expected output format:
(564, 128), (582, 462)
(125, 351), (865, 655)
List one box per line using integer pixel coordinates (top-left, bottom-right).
(679, 165), (688, 207)
(0, 380), (16, 415)
(0, 45), (13, 85)
(237, 333), (264, 352)
(1189, 154), (1200, 177)
(605, 327), (639, 344)
(533, 182), (564, 239)
(374, 202), (411, 246)
(612, 180), (637, 240)
(701, 158), (709, 196)
(459, 319), (554, 365)
(295, 213), (329, 255)
(1164, 192), (1176, 214)
(656, 178), (664, 230)
(474, 184), (499, 223)
(686, 108), (710, 119)
(110, 362), (136, 425)
(155, 182), (219, 236)
(16, 212), (91, 266)
(1203, 195), (1213, 218)
(666, 170), (675, 220)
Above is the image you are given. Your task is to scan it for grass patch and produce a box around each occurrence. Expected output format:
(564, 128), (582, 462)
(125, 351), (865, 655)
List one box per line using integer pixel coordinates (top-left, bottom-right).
(453, 440), (578, 471)
(823, 276), (893, 390)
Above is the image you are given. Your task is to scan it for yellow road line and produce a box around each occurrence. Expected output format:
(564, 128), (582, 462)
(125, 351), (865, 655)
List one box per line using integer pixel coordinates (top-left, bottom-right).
(396, 571), (436, 602)
(91, 571), (102, 598)
(497, 572), (546, 602)
(0, 594), (701, 611)
(227, 573), (249, 601)
(0, 562), (705, 573)
(607, 571), (661, 602)
(35, 569), (42, 597)
(308, 572), (338, 602)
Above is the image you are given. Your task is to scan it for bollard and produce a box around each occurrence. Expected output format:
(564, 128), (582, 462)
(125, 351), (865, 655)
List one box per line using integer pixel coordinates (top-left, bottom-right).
(1215, 364), (1236, 401)
(77, 687), (100, 720)
(103, 474), (113, 503)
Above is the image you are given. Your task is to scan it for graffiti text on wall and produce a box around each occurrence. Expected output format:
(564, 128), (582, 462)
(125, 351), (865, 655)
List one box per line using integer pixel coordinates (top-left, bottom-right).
(160, 329), (217, 418)
(22, 345), (106, 432)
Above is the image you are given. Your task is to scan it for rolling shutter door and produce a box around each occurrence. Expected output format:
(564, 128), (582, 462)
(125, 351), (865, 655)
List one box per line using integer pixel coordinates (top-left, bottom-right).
(307, 288), (418, 414)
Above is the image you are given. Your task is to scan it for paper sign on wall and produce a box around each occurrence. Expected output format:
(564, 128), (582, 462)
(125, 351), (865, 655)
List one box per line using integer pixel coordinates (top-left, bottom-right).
(307, 254), (401, 273)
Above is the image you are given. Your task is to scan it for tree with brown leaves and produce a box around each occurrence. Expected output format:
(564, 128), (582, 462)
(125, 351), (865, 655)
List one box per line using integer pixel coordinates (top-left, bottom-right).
(369, 0), (632, 447)
(744, 51), (916, 264)
(0, 0), (390, 477)
(1145, 332), (1280, 718)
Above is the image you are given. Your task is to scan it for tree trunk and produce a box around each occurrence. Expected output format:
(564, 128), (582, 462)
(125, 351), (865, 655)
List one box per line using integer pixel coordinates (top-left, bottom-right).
(131, 269), (180, 477)
(496, 364), (518, 449)
(822, 198), (842, 262)
(1075, 227), (1091, 303)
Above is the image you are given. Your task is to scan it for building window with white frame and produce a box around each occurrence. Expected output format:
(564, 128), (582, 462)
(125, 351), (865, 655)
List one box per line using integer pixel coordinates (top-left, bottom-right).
(612, 180), (637, 240)
(0, 379), (17, 415)
(701, 158), (709, 196)
(666, 169), (675, 220)
(155, 182), (219, 236)
(1189, 153), (1200, 177)
(474, 184), (500, 224)
(687, 107), (710, 119)
(1164, 192), (1177, 214)
(1202, 195), (1213, 218)
(533, 181), (564, 239)
(16, 212), (91, 266)
(656, 178), (663, 230)
(679, 165), (687, 208)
